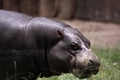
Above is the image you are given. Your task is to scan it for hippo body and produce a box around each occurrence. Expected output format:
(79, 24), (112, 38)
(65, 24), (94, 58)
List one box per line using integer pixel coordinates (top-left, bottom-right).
(0, 10), (100, 80)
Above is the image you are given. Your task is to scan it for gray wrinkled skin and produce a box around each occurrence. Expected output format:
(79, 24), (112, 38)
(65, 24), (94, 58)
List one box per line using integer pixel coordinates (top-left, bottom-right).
(0, 10), (100, 80)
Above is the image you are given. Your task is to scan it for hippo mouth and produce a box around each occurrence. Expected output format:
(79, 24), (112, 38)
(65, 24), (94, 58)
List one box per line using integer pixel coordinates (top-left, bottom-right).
(72, 67), (99, 78)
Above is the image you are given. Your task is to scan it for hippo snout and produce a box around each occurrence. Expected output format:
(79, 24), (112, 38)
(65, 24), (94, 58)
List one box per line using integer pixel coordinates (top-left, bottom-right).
(71, 49), (100, 78)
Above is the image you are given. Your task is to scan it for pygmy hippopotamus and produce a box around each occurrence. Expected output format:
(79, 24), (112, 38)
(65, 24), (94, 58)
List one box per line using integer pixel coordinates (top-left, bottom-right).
(0, 10), (100, 80)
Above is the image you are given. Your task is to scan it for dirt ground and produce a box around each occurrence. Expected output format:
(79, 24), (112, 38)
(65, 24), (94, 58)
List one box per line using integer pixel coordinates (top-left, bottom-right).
(62, 20), (120, 49)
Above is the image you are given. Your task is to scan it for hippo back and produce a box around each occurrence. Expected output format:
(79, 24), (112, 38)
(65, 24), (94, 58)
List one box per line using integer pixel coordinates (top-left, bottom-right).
(0, 10), (32, 49)
(0, 10), (32, 28)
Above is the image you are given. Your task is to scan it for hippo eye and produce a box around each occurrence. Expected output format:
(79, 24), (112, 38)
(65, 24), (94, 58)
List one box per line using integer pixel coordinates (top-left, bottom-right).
(70, 43), (81, 51)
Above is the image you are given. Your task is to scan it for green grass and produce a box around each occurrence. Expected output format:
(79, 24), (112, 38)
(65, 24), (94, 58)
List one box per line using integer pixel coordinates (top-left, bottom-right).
(37, 48), (120, 80)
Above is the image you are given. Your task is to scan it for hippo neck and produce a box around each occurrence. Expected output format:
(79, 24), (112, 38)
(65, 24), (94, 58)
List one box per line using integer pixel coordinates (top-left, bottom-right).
(24, 17), (70, 76)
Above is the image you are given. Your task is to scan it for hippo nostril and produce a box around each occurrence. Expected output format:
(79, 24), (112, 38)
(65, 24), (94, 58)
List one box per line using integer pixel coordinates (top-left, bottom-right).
(88, 60), (100, 67)
(89, 60), (94, 65)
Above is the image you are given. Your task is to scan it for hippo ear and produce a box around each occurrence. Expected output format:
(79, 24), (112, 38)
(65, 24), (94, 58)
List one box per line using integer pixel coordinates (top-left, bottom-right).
(57, 30), (64, 40)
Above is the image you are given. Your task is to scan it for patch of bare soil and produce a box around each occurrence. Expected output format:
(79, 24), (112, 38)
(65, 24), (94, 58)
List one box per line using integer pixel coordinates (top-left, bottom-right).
(62, 20), (120, 49)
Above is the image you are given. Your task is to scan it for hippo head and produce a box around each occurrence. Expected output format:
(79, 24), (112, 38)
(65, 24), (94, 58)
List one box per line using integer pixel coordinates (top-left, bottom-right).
(47, 27), (100, 78)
